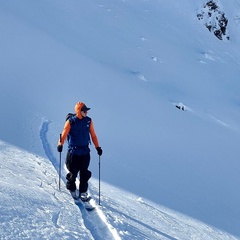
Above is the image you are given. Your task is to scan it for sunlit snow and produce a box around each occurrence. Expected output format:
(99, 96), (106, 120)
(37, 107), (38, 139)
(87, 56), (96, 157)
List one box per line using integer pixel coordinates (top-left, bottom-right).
(0, 0), (240, 239)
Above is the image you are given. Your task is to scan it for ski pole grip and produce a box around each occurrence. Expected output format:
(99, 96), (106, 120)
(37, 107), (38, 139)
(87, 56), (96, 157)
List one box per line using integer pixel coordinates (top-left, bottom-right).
(60, 134), (62, 144)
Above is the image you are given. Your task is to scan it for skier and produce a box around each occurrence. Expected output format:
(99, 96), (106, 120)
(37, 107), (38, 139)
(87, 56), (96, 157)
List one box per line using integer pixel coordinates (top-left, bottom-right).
(57, 101), (102, 201)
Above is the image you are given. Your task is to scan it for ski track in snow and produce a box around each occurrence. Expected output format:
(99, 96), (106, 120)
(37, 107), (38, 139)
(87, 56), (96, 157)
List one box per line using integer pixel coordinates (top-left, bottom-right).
(39, 119), (59, 170)
(39, 118), (121, 240)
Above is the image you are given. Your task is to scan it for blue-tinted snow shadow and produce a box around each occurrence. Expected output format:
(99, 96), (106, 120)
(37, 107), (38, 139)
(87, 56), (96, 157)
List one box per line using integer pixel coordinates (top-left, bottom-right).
(107, 204), (177, 240)
(89, 183), (177, 240)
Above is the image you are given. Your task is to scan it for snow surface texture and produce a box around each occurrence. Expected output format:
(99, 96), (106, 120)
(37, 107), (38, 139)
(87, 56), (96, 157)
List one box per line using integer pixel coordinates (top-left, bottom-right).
(1, 0), (240, 239)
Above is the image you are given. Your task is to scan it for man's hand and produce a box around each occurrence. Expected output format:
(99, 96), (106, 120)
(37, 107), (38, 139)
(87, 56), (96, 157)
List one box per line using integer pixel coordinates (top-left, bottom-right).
(57, 145), (63, 153)
(96, 147), (103, 156)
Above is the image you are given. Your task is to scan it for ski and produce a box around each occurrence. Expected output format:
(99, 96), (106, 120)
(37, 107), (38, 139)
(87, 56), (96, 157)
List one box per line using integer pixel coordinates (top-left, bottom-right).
(74, 197), (96, 211)
(69, 190), (96, 211)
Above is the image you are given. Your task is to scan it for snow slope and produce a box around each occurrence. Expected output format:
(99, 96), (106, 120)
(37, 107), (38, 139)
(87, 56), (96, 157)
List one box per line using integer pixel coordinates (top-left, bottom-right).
(0, 0), (240, 239)
(0, 140), (94, 239)
(0, 140), (238, 240)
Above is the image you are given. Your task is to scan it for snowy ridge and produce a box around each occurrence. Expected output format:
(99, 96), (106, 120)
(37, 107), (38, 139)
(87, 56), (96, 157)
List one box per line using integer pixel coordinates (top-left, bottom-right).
(39, 118), (121, 240)
(0, 139), (238, 239)
(0, 140), (93, 239)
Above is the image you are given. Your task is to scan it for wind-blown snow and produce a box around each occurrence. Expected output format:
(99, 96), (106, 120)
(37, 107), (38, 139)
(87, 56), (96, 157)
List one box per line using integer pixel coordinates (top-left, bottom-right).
(0, 0), (240, 239)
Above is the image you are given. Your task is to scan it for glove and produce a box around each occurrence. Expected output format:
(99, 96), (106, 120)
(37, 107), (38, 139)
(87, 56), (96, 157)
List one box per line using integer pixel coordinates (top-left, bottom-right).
(96, 147), (103, 156)
(57, 145), (63, 153)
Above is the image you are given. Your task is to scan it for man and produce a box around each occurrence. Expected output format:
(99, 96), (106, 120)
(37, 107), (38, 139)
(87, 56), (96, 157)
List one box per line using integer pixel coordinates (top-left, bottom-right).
(57, 101), (102, 201)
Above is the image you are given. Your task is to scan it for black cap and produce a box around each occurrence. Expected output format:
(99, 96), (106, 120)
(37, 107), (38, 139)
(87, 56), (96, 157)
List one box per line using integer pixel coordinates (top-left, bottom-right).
(81, 105), (91, 111)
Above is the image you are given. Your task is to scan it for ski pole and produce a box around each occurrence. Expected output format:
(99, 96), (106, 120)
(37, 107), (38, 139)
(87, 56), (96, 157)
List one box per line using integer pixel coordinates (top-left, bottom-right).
(98, 155), (101, 205)
(59, 134), (62, 190)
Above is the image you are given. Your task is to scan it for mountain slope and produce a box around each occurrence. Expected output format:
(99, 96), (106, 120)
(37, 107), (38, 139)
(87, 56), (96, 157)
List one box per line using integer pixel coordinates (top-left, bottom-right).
(0, 0), (240, 238)
(1, 140), (238, 239)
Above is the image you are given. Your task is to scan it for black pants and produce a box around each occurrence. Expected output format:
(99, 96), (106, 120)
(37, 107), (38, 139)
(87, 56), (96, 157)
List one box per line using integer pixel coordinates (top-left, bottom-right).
(65, 151), (92, 193)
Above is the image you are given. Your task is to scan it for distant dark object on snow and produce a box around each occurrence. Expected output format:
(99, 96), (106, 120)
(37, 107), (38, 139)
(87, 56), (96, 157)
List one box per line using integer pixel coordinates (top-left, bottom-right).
(175, 104), (185, 111)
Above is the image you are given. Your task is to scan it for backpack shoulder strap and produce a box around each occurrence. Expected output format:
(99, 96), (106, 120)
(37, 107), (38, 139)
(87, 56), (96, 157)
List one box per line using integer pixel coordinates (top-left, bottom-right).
(65, 113), (76, 143)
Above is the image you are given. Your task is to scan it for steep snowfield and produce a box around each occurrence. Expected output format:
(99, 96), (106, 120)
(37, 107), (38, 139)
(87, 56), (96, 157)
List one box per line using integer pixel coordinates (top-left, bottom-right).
(1, 140), (238, 239)
(0, 140), (93, 239)
(0, 0), (240, 239)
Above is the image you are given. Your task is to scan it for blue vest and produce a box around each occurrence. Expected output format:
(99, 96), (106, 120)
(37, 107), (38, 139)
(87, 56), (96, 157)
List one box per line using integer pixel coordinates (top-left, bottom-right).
(67, 116), (91, 155)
